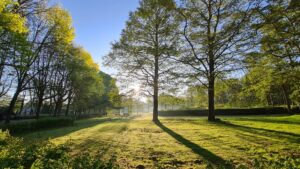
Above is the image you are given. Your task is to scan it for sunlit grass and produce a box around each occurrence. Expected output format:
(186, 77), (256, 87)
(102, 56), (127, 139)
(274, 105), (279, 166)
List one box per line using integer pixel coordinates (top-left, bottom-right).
(23, 115), (300, 168)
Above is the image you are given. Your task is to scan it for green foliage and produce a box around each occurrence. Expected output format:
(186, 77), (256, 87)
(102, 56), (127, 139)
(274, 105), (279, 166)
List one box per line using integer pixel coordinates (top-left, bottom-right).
(66, 46), (119, 115)
(258, 0), (299, 67)
(46, 6), (75, 44)
(215, 79), (243, 107)
(1, 118), (74, 134)
(0, 130), (118, 169)
(159, 94), (185, 110)
(0, 0), (108, 122)
(97, 71), (121, 108)
(185, 85), (207, 108)
(243, 51), (299, 108)
(0, 0), (27, 33)
(184, 74), (299, 109)
(63, 46), (121, 116)
(249, 0), (300, 108)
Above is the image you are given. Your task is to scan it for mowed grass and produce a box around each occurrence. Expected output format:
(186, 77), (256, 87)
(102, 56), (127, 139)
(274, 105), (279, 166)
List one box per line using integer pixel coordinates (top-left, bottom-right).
(23, 115), (300, 168)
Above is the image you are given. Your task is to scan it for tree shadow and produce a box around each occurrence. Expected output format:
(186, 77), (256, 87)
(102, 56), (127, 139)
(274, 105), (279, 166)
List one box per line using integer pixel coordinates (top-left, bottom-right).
(22, 117), (132, 140)
(72, 122), (130, 155)
(155, 121), (233, 168)
(230, 118), (300, 125)
(213, 120), (300, 143)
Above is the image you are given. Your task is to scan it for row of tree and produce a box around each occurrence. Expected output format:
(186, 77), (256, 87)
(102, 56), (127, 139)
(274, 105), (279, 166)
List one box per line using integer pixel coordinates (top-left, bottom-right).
(156, 72), (298, 110)
(0, 0), (120, 124)
(104, 0), (299, 121)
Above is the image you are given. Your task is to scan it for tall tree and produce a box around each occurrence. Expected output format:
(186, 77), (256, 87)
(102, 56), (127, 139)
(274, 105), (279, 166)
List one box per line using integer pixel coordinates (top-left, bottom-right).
(104, 0), (178, 122)
(0, 0), (27, 98)
(5, 4), (74, 123)
(97, 71), (120, 110)
(257, 0), (299, 68)
(67, 47), (103, 115)
(177, 0), (260, 120)
(0, 0), (109, 122)
(254, 0), (300, 108)
(243, 53), (294, 108)
(32, 5), (75, 118)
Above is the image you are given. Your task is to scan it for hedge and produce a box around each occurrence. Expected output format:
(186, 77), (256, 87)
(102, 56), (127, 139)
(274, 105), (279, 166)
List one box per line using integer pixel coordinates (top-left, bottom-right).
(76, 114), (105, 120)
(0, 117), (74, 134)
(159, 107), (300, 117)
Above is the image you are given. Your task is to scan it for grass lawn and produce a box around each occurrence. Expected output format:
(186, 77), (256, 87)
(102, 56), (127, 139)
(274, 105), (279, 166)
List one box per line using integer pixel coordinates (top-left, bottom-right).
(23, 115), (300, 168)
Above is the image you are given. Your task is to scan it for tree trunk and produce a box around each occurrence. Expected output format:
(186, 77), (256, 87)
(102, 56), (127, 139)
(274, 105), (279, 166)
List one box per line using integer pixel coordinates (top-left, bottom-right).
(18, 97), (25, 115)
(5, 87), (21, 124)
(55, 100), (63, 117)
(208, 78), (215, 121)
(207, 49), (215, 121)
(53, 103), (57, 117)
(269, 93), (274, 107)
(206, 0), (216, 121)
(49, 97), (53, 116)
(36, 98), (43, 119)
(54, 100), (61, 117)
(65, 99), (71, 116)
(153, 89), (159, 122)
(65, 92), (72, 116)
(282, 85), (291, 111)
(153, 56), (159, 123)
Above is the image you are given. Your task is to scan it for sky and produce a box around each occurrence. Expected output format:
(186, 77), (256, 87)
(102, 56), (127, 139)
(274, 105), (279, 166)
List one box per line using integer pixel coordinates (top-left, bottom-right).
(56, 0), (140, 75)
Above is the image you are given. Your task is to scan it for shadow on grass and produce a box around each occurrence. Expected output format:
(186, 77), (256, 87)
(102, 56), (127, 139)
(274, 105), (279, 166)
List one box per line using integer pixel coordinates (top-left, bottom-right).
(231, 118), (300, 125)
(214, 120), (300, 143)
(22, 117), (132, 140)
(72, 122), (129, 155)
(155, 121), (233, 168)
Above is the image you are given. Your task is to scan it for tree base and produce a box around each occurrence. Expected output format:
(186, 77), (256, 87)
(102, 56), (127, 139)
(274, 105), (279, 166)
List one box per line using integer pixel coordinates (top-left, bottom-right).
(152, 118), (160, 124)
(208, 118), (221, 122)
(208, 117), (216, 121)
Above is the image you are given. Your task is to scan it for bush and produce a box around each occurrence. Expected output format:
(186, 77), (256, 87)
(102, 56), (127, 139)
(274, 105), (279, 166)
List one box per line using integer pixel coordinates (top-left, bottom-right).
(0, 130), (118, 169)
(159, 107), (300, 116)
(0, 117), (75, 134)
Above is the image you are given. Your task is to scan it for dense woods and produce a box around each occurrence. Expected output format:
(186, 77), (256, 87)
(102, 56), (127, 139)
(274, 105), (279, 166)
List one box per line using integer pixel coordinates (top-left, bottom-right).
(0, 0), (119, 124)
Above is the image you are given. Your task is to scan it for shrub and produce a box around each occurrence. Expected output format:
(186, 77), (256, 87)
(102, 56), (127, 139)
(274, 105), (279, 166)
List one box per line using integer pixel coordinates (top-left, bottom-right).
(0, 130), (118, 169)
(76, 114), (104, 120)
(0, 130), (25, 168)
(1, 117), (75, 134)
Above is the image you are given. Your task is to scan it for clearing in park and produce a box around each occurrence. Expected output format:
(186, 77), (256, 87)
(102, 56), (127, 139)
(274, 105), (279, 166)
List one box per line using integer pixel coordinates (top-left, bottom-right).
(23, 115), (300, 168)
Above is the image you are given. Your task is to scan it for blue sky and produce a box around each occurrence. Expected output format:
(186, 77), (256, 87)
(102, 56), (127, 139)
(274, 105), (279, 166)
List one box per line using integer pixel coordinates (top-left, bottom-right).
(56, 0), (139, 74)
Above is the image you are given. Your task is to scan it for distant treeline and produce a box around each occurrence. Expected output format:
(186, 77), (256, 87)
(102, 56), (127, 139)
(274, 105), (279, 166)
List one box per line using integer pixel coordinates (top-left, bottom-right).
(159, 107), (300, 117)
